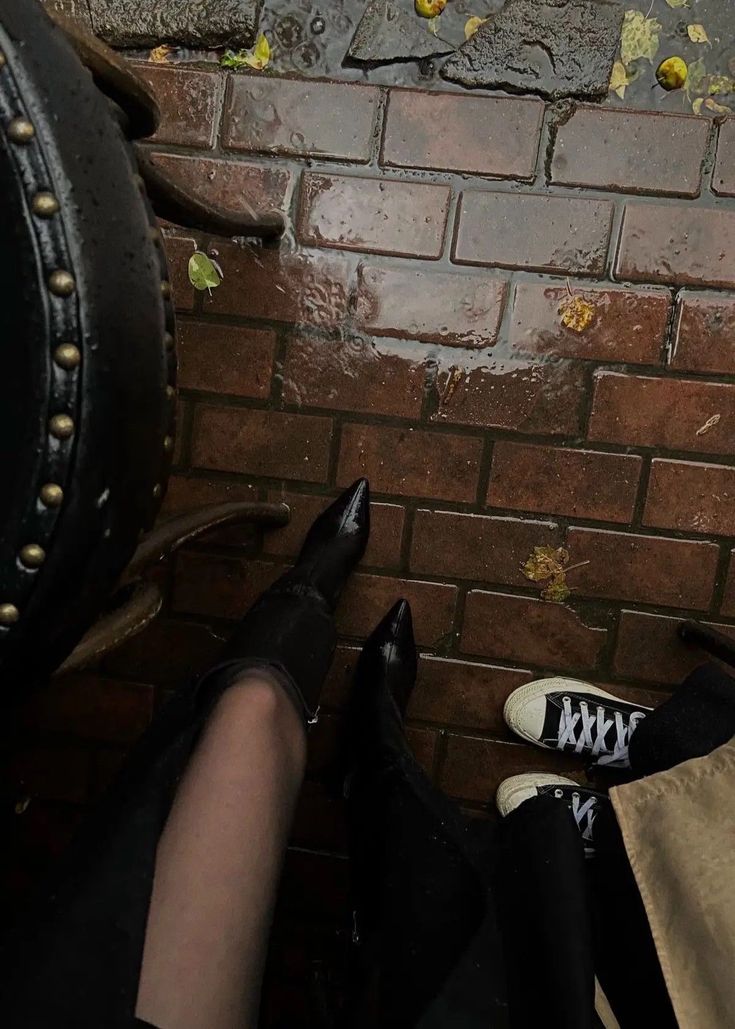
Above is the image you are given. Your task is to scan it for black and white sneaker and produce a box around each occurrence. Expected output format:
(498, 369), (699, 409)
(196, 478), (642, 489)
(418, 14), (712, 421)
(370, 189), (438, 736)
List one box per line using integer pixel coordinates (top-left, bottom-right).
(496, 773), (609, 856)
(503, 677), (651, 769)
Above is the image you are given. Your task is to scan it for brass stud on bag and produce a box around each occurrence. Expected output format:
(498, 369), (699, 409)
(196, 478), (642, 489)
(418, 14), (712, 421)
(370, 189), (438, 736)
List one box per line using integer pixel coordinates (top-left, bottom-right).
(53, 343), (81, 370)
(161, 281), (171, 300)
(0, 604), (20, 626)
(32, 192), (60, 217)
(49, 413), (74, 440)
(20, 544), (45, 569)
(8, 118), (34, 144)
(48, 270), (76, 297)
(165, 384), (175, 401)
(163, 435), (174, 453)
(152, 483), (162, 500)
(40, 483), (64, 507)
(164, 332), (174, 351)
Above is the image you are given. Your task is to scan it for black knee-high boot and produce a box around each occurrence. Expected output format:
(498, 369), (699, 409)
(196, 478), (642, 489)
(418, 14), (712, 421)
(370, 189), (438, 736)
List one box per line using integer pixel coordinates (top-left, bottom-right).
(1, 480), (371, 1029)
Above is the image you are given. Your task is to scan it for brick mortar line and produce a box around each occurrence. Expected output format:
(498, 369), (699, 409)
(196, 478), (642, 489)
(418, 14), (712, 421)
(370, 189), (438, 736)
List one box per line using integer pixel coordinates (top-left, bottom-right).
(181, 387), (735, 468)
(708, 543), (732, 617)
(174, 545), (734, 626)
(629, 454), (653, 532)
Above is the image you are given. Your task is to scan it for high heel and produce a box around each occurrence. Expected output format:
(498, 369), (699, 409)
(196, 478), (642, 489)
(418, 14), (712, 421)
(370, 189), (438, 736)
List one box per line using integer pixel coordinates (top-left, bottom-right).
(202, 479), (371, 726)
(350, 599), (418, 762)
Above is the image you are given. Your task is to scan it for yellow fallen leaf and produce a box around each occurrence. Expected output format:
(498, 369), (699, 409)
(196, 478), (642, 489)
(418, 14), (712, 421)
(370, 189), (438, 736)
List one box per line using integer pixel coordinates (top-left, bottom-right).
(692, 97), (705, 114)
(708, 74), (735, 95)
(427, 15), (440, 35)
(656, 56), (688, 90)
(244, 33), (271, 70)
(666, 0), (689, 7)
(687, 24), (709, 44)
(559, 295), (596, 333)
(149, 44), (174, 63)
(416, 0), (446, 16)
(609, 60), (631, 99)
(465, 15), (488, 39)
(704, 97), (733, 114)
(620, 10), (661, 67)
(542, 576), (571, 603)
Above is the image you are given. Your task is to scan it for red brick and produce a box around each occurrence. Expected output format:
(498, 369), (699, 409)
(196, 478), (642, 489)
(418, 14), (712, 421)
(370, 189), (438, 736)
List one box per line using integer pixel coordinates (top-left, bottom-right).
(21, 674), (153, 745)
(713, 118), (735, 197)
(616, 203), (735, 288)
(149, 153), (291, 216)
(205, 241), (352, 328)
(162, 233), (197, 313)
(299, 174), (450, 259)
(566, 528), (719, 610)
(355, 263), (507, 349)
(337, 424), (482, 503)
(462, 591), (606, 671)
(405, 727), (439, 777)
(282, 336), (425, 418)
(552, 107), (708, 197)
(440, 735), (584, 803)
(338, 573), (457, 648)
(410, 657), (533, 734)
(588, 372), (735, 456)
(454, 191), (613, 276)
(410, 509), (561, 587)
(614, 610), (735, 684)
(382, 90), (543, 180)
(644, 459), (735, 536)
(670, 293), (735, 375)
(134, 64), (223, 148)
(509, 282), (669, 365)
(178, 321), (276, 398)
(432, 358), (585, 436)
(103, 618), (224, 689)
(223, 76), (379, 162)
(172, 553), (281, 620)
(264, 492), (405, 570)
(192, 406), (333, 483)
(488, 443), (642, 524)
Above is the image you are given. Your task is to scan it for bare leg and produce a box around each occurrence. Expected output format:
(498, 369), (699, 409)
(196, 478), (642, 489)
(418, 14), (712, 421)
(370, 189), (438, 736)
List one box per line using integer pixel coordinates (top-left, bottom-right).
(135, 674), (307, 1029)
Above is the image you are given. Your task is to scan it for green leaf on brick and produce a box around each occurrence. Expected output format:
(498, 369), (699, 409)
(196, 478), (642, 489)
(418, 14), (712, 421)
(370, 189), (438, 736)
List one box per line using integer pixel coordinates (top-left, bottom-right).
(188, 251), (222, 292)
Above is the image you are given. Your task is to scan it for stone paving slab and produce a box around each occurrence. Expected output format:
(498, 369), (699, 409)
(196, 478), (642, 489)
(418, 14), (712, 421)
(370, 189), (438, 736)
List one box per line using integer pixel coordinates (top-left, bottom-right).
(442, 0), (623, 99)
(88, 0), (263, 47)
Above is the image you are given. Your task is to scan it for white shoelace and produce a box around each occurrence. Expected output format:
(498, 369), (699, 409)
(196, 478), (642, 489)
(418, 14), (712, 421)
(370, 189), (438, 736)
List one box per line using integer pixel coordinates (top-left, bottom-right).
(556, 695), (646, 767)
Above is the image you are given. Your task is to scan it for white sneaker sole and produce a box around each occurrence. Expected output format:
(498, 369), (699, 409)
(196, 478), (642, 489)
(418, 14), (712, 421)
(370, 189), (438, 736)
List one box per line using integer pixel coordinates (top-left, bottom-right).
(503, 677), (646, 749)
(496, 772), (581, 817)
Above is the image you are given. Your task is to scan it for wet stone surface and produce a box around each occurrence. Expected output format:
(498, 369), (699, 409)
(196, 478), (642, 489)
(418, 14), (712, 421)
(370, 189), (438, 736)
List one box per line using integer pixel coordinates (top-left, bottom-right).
(348, 0), (455, 62)
(88, 0), (263, 47)
(442, 0), (623, 98)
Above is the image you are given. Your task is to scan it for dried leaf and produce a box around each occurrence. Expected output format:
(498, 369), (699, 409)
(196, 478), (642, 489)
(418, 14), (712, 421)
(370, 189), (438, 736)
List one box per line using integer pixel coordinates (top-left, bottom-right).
(708, 74), (735, 95)
(687, 24), (709, 44)
(149, 44), (174, 63)
(692, 96), (705, 114)
(542, 576), (572, 603)
(609, 59), (631, 98)
(465, 15), (488, 39)
(704, 97), (733, 114)
(686, 57), (707, 96)
(656, 56), (688, 90)
(559, 295), (596, 333)
(522, 546), (570, 583)
(696, 413), (721, 436)
(620, 10), (661, 67)
(220, 33), (271, 71)
(188, 251), (222, 293)
(665, 0), (689, 7)
(415, 0), (446, 16)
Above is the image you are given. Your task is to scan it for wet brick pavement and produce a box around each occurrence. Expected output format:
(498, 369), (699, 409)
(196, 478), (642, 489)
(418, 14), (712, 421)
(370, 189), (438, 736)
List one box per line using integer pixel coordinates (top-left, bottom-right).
(8, 57), (735, 1026)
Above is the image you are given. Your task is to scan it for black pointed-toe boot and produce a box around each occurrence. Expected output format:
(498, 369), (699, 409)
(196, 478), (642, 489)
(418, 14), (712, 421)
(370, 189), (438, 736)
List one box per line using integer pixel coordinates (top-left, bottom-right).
(349, 598), (418, 765)
(209, 477), (371, 725)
